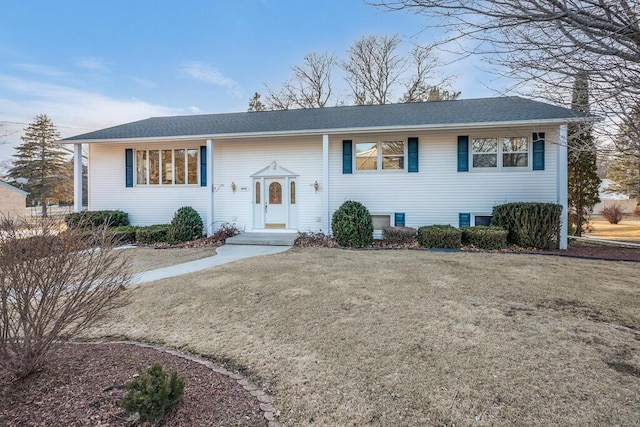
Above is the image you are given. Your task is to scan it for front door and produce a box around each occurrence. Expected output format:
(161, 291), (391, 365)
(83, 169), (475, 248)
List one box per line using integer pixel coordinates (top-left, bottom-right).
(264, 178), (286, 228)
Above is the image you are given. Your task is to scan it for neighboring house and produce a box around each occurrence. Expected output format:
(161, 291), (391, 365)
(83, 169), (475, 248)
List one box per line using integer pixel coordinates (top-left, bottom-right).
(0, 180), (28, 218)
(62, 96), (586, 249)
(593, 179), (637, 214)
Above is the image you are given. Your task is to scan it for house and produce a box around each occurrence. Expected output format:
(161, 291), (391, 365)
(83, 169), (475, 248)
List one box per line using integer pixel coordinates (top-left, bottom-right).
(0, 180), (28, 218)
(593, 179), (637, 214)
(62, 96), (586, 249)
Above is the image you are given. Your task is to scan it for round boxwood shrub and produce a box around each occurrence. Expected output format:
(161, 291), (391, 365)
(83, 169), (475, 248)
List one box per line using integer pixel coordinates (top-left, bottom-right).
(331, 200), (373, 248)
(167, 207), (203, 244)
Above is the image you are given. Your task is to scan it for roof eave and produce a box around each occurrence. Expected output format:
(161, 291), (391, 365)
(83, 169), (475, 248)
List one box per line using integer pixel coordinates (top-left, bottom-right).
(58, 117), (584, 144)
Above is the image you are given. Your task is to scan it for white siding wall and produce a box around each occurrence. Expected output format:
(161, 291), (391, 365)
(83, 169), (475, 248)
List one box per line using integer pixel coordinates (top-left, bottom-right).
(88, 125), (560, 233)
(88, 142), (208, 225)
(213, 136), (324, 231)
(329, 126), (559, 229)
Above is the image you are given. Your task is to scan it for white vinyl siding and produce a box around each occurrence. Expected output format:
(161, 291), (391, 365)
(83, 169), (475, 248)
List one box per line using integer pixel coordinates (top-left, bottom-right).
(330, 126), (558, 231)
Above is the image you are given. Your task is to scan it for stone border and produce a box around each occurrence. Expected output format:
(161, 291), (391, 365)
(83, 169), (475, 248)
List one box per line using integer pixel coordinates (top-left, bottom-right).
(72, 340), (281, 427)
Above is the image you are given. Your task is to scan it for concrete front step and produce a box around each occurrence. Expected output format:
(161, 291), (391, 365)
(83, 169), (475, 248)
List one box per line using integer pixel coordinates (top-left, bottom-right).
(226, 232), (298, 246)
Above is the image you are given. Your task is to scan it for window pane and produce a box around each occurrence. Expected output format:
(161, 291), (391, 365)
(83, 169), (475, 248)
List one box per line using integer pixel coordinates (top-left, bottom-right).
(503, 153), (528, 167)
(255, 182), (260, 204)
(473, 154), (498, 168)
(187, 149), (198, 184)
(382, 156), (404, 169)
(175, 149), (185, 184)
(269, 182), (282, 204)
(475, 216), (492, 226)
(162, 150), (173, 184)
(290, 181), (295, 204)
(149, 150), (159, 184)
(503, 137), (528, 152)
(356, 142), (377, 170)
(472, 138), (498, 153)
(382, 141), (404, 155)
(136, 151), (147, 185)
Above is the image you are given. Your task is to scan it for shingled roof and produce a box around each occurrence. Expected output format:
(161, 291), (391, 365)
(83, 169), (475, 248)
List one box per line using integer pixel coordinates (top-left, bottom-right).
(63, 96), (586, 142)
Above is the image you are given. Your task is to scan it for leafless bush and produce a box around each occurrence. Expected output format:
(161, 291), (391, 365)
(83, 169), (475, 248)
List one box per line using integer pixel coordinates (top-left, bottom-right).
(0, 216), (131, 379)
(601, 205), (623, 225)
(633, 205), (640, 217)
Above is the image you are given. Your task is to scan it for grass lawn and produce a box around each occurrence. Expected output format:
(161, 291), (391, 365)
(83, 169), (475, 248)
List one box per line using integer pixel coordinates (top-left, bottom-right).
(84, 248), (640, 426)
(123, 246), (215, 274)
(586, 214), (640, 244)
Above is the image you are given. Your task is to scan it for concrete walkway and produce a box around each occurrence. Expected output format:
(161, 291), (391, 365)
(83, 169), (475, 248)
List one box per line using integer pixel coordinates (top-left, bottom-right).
(130, 244), (290, 287)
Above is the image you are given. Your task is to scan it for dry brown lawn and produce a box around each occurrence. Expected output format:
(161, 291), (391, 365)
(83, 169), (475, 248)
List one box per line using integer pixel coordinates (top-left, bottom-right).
(84, 248), (640, 426)
(122, 246), (215, 274)
(586, 214), (640, 243)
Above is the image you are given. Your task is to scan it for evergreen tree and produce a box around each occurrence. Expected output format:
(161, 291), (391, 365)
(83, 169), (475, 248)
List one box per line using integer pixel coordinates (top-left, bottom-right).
(567, 73), (601, 236)
(7, 114), (72, 217)
(247, 92), (266, 112)
(607, 105), (640, 201)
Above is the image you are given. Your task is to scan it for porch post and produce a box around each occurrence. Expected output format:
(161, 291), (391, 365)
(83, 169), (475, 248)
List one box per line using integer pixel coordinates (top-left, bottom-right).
(557, 125), (568, 249)
(73, 143), (83, 212)
(206, 139), (214, 236)
(322, 134), (329, 233)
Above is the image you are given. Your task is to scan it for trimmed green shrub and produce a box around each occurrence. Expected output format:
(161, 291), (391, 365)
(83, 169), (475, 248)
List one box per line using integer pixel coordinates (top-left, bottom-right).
(417, 225), (462, 248)
(135, 225), (169, 244)
(121, 363), (186, 423)
(460, 226), (508, 249)
(492, 202), (562, 249)
(331, 200), (373, 248)
(382, 226), (417, 244)
(110, 225), (137, 244)
(65, 210), (129, 229)
(168, 206), (204, 244)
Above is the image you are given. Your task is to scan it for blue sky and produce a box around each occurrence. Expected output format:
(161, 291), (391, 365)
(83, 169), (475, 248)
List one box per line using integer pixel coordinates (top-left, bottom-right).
(0, 0), (506, 165)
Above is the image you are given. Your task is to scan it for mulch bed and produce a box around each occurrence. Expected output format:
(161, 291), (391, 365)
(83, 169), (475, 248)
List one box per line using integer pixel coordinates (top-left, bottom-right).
(0, 343), (267, 427)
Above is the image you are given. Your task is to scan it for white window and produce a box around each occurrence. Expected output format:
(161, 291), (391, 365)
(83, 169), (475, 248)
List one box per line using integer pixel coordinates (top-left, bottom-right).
(135, 148), (199, 185)
(355, 140), (405, 171)
(471, 136), (529, 169)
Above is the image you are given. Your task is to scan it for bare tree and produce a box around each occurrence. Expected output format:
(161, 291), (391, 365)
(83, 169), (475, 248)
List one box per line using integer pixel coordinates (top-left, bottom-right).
(266, 52), (338, 109)
(0, 217), (131, 379)
(342, 34), (405, 105)
(372, 1), (640, 152)
(401, 46), (460, 102)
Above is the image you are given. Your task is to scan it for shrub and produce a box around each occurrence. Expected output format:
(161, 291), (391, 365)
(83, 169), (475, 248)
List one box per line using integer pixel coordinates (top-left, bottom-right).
(492, 202), (562, 249)
(209, 222), (242, 243)
(634, 205), (640, 217)
(331, 200), (373, 248)
(135, 225), (170, 244)
(460, 226), (508, 249)
(601, 204), (623, 224)
(382, 226), (417, 244)
(110, 226), (137, 244)
(0, 216), (130, 379)
(121, 363), (186, 423)
(417, 225), (462, 248)
(168, 207), (204, 244)
(65, 210), (129, 229)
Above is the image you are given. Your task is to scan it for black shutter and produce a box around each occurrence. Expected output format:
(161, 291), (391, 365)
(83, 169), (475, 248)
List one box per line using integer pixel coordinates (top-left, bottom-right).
(407, 137), (419, 172)
(457, 136), (469, 172)
(533, 133), (545, 170)
(343, 140), (353, 174)
(125, 149), (133, 187)
(200, 146), (207, 186)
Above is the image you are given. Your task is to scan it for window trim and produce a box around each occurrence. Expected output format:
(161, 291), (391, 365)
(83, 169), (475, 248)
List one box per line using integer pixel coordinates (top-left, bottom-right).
(134, 147), (200, 186)
(472, 213), (493, 227)
(354, 140), (407, 172)
(470, 136), (531, 171)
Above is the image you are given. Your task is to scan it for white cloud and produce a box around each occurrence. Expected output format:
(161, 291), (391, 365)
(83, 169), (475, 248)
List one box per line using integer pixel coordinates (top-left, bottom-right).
(180, 61), (241, 97)
(13, 63), (69, 78)
(76, 57), (110, 72)
(0, 74), (182, 161)
(189, 106), (201, 113)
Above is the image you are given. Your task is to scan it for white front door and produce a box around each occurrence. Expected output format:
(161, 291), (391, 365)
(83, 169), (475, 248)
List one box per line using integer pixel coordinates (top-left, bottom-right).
(264, 178), (286, 228)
